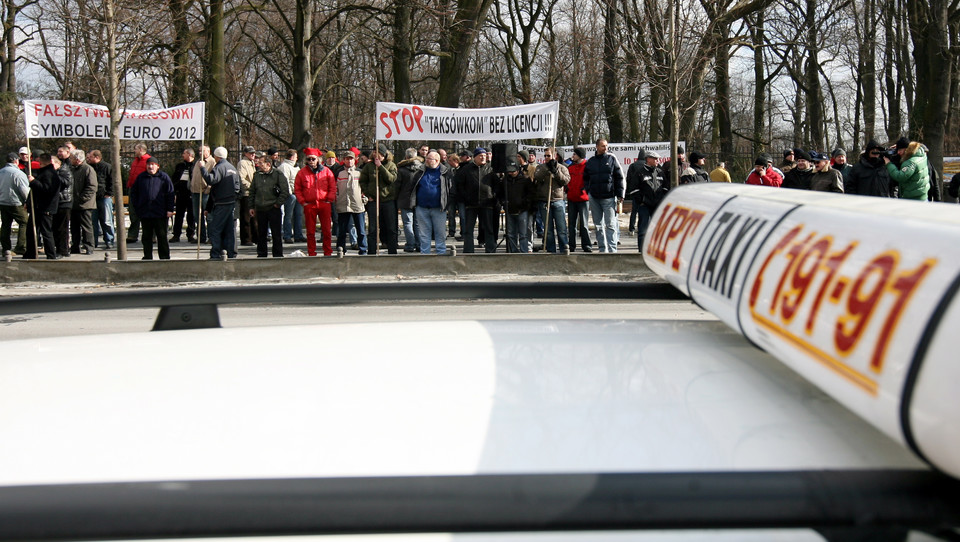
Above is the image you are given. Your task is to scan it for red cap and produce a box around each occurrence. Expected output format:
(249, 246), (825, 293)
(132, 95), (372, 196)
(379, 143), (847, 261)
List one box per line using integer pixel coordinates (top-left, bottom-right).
(304, 147), (321, 157)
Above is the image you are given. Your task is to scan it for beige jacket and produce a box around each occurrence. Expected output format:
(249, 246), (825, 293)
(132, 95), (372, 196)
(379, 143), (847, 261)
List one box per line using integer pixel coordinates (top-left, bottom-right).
(190, 156), (215, 194)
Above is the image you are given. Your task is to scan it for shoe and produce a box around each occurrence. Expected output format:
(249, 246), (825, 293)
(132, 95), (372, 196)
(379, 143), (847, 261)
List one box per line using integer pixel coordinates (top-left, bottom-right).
(583, 247), (592, 253)
(82, 248), (93, 255)
(350, 243), (359, 250)
(455, 235), (463, 241)
(403, 247), (416, 253)
(169, 236), (180, 243)
(187, 237), (198, 244)
(283, 238), (294, 243)
(241, 242), (254, 246)
(294, 238), (307, 243)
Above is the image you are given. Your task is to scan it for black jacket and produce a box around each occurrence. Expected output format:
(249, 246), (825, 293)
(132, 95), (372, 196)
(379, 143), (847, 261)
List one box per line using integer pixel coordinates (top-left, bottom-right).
(638, 164), (667, 211)
(396, 158), (424, 210)
(33, 165), (61, 214)
(57, 160), (73, 209)
(130, 171), (175, 219)
(90, 161), (114, 198)
(501, 171), (535, 214)
(583, 153), (624, 199)
(455, 160), (494, 207)
(846, 154), (897, 197)
(783, 166), (814, 190)
(625, 161), (644, 199)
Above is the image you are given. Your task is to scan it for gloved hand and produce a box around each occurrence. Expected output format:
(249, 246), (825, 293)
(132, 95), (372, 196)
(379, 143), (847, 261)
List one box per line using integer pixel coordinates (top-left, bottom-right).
(547, 159), (557, 172)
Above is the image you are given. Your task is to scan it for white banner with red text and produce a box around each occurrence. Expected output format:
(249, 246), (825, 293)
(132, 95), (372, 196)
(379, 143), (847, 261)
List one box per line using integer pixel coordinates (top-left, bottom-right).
(642, 183), (960, 479)
(375, 101), (558, 141)
(24, 100), (205, 141)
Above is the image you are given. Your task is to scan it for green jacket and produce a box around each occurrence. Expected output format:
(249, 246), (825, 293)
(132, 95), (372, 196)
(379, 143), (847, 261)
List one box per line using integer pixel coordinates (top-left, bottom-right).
(359, 152), (398, 202)
(248, 167), (290, 211)
(886, 147), (930, 200)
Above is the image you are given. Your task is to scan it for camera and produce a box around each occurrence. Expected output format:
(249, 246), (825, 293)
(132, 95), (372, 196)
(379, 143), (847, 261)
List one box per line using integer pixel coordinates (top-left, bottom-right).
(885, 148), (899, 159)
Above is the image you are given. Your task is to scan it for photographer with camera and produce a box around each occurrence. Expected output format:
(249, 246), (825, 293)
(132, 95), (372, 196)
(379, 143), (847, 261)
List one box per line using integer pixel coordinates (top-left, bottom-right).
(884, 138), (930, 201)
(846, 140), (896, 197)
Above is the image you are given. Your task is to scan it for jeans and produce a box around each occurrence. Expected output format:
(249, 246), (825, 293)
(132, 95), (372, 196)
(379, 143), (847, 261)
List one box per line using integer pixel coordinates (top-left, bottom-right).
(93, 196), (115, 247)
(505, 211), (530, 253)
(192, 193), (210, 241)
(589, 197), (619, 253)
(415, 206), (447, 254)
(337, 212), (367, 254)
(282, 194), (305, 241)
(401, 207), (420, 250)
(567, 200), (591, 251)
(539, 200), (568, 253)
(208, 203), (236, 259)
(635, 205), (652, 252)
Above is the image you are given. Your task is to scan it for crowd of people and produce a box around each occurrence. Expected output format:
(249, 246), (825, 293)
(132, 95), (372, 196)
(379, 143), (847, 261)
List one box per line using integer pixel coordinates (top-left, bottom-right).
(0, 136), (954, 261)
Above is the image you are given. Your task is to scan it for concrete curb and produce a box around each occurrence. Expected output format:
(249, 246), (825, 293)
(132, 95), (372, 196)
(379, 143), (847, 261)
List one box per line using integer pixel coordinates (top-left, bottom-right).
(2, 253), (654, 284)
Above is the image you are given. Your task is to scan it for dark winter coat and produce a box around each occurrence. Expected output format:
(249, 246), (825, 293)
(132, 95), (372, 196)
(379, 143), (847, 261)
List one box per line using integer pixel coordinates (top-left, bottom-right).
(130, 170), (175, 219)
(846, 154), (896, 197)
(583, 153), (624, 200)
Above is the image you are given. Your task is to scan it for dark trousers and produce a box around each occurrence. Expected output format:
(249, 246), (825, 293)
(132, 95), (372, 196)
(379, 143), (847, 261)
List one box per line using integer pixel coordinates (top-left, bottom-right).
(239, 196), (257, 244)
(568, 200), (591, 251)
(25, 209), (57, 259)
(140, 217), (170, 259)
(70, 208), (94, 253)
(379, 199), (399, 254)
(0, 204), (28, 254)
(171, 183), (196, 240)
(53, 207), (70, 255)
(463, 206), (497, 253)
(255, 207), (283, 257)
(364, 200), (378, 253)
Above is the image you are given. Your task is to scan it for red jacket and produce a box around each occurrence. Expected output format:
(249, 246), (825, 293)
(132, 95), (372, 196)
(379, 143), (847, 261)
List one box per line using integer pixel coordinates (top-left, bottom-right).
(127, 154), (151, 188)
(566, 160), (589, 202)
(746, 168), (782, 187)
(295, 164), (336, 206)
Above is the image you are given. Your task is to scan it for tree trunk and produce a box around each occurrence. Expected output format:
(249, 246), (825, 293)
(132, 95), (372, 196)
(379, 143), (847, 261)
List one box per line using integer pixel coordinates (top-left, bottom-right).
(804, 0), (823, 149)
(751, 11), (765, 157)
(909, 0), (951, 187)
(392, 0), (412, 104)
(291, 0), (312, 149)
(167, 0), (193, 106)
(884, 0), (901, 140)
(714, 21), (732, 160)
(435, 0), (494, 108)
(207, 0), (225, 146)
(602, 0), (623, 141)
(861, 0), (876, 144)
(105, 0), (127, 261)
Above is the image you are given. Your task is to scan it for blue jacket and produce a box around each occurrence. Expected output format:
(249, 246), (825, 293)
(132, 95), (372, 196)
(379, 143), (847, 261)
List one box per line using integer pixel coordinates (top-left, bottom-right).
(130, 171), (175, 219)
(582, 153), (624, 199)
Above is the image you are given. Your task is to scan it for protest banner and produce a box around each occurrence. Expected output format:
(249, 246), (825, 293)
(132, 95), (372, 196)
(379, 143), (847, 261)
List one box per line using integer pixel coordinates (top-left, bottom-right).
(376, 102), (559, 141)
(23, 100), (205, 141)
(520, 141), (686, 166)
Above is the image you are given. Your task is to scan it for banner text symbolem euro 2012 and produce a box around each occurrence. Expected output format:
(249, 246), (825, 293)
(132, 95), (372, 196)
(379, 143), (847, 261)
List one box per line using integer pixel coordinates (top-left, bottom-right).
(375, 102), (559, 142)
(23, 100), (205, 141)
(641, 183), (960, 480)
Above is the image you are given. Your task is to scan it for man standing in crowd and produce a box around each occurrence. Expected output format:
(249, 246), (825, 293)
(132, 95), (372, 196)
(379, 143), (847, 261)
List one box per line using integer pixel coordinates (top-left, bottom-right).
(443, 150), (459, 239)
(69, 149), (97, 255)
(681, 152), (710, 184)
(582, 138), (624, 253)
(126, 143), (150, 243)
(18, 147), (39, 173)
(87, 150), (115, 249)
(335, 150), (366, 255)
(412, 151), (452, 255)
(625, 149), (645, 236)
(323, 150), (344, 245)
(661, 146), (686, 186)
(534, 147), (570, 253)
(130, 157), (175, 260)
(359, 145), (398, 254)
(199, 147), (240, 259)
(277, 148), (305, 243)
(0, 152), (29, 256)
(779, 149), (797, 175)
(396, 147), (424, 252)
(885, 140), (930, 200)
(237, 146), (258, 246)
(810, 151), (845, 192)
(455, 147), (494, 253)
(710, 161), (731, 182)
(191, 145), (215, 244)
(783, 149), (815, 189)
(846, 140), (896, 197)
(565, 147), (591, 252)
(24, 153), (61, 259)
(635, 151), (665, 250)
(831, 149), (853, 187)
(295, 148), (337, 257)
(170, 148), (197, 243)
(248, 152), (289, 258)
(53, 145), (73, 256)
(501, 161), (534, 253)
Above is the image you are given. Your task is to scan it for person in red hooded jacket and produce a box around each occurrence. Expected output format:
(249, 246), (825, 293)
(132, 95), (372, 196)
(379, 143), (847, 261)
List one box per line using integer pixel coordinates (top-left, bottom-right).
(294, 148), (336, 256)
(565, 147), (591, 252)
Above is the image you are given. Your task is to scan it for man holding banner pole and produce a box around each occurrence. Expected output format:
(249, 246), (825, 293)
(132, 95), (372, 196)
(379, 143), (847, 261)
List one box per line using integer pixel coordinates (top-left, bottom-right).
(360, 144), (398, 255)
